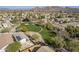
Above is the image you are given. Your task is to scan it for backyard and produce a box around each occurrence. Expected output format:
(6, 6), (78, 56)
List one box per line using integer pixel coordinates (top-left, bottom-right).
(5, 42), (21, 52)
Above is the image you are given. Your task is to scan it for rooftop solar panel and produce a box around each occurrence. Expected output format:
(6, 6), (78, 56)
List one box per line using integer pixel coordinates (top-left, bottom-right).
(16, 36), (22, 41)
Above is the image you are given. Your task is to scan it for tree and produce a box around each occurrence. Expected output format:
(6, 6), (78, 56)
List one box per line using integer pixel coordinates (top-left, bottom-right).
(22, 17), (30, 22)
(66, 40), (79, 52)
(46, 23), (53, 30)
(32, 34), (40, 42)
(16, 23), (28, 32)
(38, 15), (45, 19)
(51, 36), (66, 49)
(65, 25), (79, 38)
(10, 17), (20, 24)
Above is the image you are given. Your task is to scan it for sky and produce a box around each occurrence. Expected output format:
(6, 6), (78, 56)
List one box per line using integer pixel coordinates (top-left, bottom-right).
(68, 6), (79, 8)
(0, 6), (79, 10)
(0, 6), (35, 10)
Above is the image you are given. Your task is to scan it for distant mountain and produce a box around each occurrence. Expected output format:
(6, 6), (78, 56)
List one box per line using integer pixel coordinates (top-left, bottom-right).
(0, 6), (79, 13)
(31, 6), (64, 12)
(64, 7), (79, 13)
(0, 7), (32, 10)
(0, 8), (10, 10)
(31, 6), (79, 13)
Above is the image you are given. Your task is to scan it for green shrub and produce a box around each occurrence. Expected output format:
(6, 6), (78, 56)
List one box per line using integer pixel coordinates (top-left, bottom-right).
(1, 28), (9, 33)
(16, 23), (28, 32)
(65, 25), (79, 38)
(66, 40), (79, 52)
(51, 36), (66, 48)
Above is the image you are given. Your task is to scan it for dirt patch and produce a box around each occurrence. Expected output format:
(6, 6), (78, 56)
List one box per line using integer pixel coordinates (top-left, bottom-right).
(0, 33), (14, 49)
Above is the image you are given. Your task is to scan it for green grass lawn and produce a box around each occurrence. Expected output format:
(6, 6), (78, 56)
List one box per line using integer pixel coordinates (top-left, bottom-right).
(39, 27), (53, 44)
(6, 42), (21, 52)
(40, 27), (51, 39)
(26, 24), (41, 32)
(17, 23), (41, 32)
(17, 23), (52, 39)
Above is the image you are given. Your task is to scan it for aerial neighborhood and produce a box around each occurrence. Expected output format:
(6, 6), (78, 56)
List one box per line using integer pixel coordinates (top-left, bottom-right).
(0, 6), (79, 52)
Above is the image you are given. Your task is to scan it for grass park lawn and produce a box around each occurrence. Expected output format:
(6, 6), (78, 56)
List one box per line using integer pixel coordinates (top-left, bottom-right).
(40, 27), (51, 39)
(26, 24), (41, 32)
(17, 23), (56, 45)
(17, 23), (52, 39)
(39, 27), (53, 44)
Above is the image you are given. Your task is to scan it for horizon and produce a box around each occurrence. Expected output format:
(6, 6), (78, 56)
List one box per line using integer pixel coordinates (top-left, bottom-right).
(0, 6), (79, 10)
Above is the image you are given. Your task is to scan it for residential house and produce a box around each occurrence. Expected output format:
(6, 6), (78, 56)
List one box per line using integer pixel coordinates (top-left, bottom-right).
(12, 32), (34, 51)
